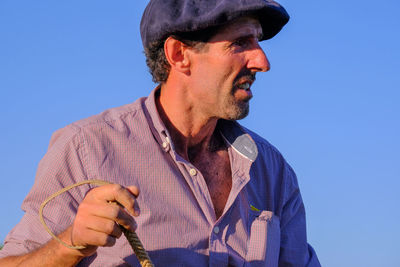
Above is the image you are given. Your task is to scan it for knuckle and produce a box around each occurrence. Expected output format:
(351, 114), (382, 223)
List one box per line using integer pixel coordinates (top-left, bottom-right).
(85, 187), (99, 199)
(116, 208), (126, 220)
(104, 221), (116, 234)
(73, 217), (82, 228)
(113, 206), (121, 217)
(127, 197), (135, 208)
(77, 201), (90, 212)
(108, 206), (122, 220)
(76, 203), (95, 220)
(128, 186), (140, 197)
(74, 213), (87, 227)
(111, 184), (124, 194)
(97, 233), (109, 246)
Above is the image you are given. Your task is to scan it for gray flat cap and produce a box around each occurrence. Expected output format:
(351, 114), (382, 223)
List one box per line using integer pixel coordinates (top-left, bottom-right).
(140, 0), (290, 48)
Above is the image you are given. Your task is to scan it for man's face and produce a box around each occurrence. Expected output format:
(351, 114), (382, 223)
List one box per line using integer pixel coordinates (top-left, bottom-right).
(188, 17), (270, 120)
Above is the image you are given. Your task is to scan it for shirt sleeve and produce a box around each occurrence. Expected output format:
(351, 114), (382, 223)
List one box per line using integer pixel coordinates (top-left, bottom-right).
(0, 125), (91, 258)
(278, 163), (321, 267)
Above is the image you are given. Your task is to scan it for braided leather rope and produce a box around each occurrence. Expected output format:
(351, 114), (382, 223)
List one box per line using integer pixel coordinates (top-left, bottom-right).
(120, 226), (154, 267)
(39, 180), (154, 267)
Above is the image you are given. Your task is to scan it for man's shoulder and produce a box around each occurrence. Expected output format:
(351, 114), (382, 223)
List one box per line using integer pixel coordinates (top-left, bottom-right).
(48, 97), (148, 147)
(70, 97), (147, 130)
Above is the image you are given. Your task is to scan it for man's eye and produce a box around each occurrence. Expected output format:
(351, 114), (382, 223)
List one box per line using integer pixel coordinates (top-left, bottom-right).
(233, 38), (249, 47)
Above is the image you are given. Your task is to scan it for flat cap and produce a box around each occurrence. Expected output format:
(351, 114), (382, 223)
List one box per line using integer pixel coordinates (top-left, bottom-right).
(140, 0), (290, 48)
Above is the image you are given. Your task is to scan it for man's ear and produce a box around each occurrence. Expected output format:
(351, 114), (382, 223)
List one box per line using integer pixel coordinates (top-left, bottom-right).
(164, 37), (191, 74)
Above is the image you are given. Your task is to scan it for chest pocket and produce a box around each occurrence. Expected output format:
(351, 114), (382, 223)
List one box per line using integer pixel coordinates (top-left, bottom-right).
(245, 210), (280, 267)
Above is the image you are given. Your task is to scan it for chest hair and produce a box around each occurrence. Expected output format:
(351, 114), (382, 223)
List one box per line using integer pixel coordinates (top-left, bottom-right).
(191, 149), (232, 219)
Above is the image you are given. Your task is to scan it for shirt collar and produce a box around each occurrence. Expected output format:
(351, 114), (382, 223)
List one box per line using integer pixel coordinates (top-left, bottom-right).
(142, 86), (173, 152)
(219, 120), (258, 162)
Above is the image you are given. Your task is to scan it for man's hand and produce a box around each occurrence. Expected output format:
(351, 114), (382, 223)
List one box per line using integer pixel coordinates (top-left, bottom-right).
(0, 183), (140, 267)
(70, 184), (140, 256)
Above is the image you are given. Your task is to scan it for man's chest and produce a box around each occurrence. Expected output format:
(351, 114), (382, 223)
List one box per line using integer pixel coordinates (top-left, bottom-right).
(192, 149), (232, 219)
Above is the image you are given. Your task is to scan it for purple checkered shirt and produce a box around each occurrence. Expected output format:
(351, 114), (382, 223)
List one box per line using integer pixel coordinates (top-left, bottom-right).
(0, 87), (320, 266)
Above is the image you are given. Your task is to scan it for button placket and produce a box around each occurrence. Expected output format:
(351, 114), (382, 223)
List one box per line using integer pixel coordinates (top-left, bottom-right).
(209, 223), (228, 266)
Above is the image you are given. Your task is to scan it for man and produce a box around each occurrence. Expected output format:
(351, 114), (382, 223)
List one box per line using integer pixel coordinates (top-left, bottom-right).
(0, 0), (321, 266)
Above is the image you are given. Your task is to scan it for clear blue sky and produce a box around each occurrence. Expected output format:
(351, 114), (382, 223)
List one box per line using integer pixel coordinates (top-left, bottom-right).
(1, 1), (399, 266)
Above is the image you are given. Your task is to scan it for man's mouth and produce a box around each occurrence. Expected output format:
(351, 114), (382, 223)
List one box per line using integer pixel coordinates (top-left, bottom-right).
(237, 82), (251, 91)
(234, 81), (253, 100)
(233, 71), (256, 100)
(234, 72), (256, 91)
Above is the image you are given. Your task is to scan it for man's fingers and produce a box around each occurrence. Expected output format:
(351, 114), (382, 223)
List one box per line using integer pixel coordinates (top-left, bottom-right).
(115, 185), (140, 216)
(127, 185), (140, 197)
(72, 183), (140, 249)
(105, 202), (138, 231)
(78, 228), (117, 247)
(85, 217), (123, 238)
(89, 184), (140, 216)
(127, 185), (140, 216)
(79, 201), (137, 231)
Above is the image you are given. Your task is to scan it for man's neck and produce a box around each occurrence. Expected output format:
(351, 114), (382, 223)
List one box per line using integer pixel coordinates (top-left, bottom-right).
(156, 85), (221, 161)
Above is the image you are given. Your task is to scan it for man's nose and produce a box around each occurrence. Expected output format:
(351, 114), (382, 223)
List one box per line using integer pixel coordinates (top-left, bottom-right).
(247, 44), (270, 72)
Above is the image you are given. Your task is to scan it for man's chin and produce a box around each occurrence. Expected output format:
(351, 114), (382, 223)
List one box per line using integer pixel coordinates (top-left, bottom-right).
(226, 103), (249, 120)
(234, 109), (249, 120)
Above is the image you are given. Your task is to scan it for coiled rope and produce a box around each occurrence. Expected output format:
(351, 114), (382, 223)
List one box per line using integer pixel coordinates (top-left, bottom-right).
(39, 180), (154, 267)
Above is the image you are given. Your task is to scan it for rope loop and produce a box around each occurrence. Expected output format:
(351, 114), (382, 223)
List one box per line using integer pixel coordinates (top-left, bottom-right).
(39, 180), (154, 266)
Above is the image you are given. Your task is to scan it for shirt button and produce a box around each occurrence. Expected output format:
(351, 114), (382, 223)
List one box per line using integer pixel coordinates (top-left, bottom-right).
(189, 168), (197, 176)
(213, 226), (220, 234)
(162, 141), (168, 148)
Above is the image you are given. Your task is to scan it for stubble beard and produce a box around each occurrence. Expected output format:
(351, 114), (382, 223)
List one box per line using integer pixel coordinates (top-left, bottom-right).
(222, 70), (255, 120)
(217, 70), (255, 121)
(222, 93), (250, 120)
